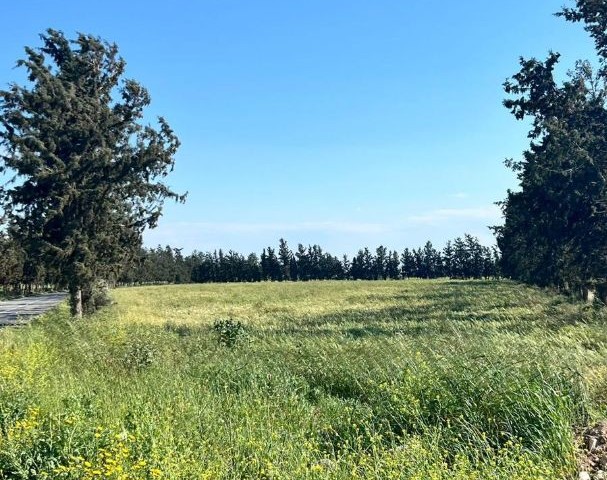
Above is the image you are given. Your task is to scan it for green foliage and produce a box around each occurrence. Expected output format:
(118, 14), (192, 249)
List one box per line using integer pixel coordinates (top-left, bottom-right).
(122, 338), (156, 371)
(0, 29), (184, 316)
(91, 280), (112, 310)
(497, 1), (607, 299)
(213, 318), (247, 347)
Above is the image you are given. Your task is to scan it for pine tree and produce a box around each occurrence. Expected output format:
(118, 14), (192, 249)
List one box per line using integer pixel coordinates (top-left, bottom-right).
(400, 248), (415, 278)
(374, 246), (387, 280)
(342, 255), (351, 279)
(0, 30), (184, 316)
(278, 238), (292, 281)
(362, 248), (374, 280)
(296, 244), (310, 281)
(497, 2), (607, 298)
(386, 251), (400, 279)
(443, 241), (454, 278)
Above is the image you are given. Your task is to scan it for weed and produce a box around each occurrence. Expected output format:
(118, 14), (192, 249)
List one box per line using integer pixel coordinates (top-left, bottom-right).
(213, 318), (247, 347)
(122, 339), (156, 371)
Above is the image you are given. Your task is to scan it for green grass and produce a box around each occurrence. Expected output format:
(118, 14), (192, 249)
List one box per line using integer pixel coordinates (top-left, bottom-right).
(1, 279), (606, 479)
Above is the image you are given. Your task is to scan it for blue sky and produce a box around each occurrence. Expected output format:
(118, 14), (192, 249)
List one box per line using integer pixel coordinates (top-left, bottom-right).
(0, 1), (598, 255)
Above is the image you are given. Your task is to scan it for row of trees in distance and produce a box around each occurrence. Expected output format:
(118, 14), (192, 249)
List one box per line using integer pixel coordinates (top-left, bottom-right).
(116, 235), (498, 285)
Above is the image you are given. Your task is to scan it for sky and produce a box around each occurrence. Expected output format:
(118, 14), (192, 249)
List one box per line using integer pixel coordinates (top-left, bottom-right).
(0, 1), (598, 256)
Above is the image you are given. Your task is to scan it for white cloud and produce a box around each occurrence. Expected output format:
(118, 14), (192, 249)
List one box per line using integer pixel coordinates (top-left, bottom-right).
(450, 192), (469, 199)
(407, 206), (501, 226)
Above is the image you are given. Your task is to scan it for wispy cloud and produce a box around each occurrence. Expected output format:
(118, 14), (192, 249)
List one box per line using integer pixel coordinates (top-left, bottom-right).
(450, 192), (469, 199)
(407, 206), (501, 226)
(156, 221), (389, 235)
(146, 208), (502, 253)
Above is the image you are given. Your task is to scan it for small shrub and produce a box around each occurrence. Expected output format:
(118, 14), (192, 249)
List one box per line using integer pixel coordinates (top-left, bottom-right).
(213, 319), (247, 347)
(92, 279), (112, 309)
(122, 339), (156, 371)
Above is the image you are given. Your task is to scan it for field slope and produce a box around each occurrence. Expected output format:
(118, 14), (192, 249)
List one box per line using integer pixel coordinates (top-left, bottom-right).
(1, 279), (606, 479)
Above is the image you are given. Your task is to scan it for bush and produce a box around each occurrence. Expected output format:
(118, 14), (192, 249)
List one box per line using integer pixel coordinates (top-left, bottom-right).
(122, 339), (156, 371)
(213, 319), (247, 347)
(92, 279), (112, 309)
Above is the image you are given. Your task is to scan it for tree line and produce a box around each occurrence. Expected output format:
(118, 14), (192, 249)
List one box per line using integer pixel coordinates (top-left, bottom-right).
(117, 235), (499, 285)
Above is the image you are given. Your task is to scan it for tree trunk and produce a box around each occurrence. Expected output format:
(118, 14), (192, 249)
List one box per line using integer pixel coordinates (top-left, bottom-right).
(82, 283), (96, 314)
(70, 287), (83, 318)
(582, 285), (595, 303)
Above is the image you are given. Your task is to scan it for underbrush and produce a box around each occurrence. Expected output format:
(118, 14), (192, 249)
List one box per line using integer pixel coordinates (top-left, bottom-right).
(0, 280), (606, 478)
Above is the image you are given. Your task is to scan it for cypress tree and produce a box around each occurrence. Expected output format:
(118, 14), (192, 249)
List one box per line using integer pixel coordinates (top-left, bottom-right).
(0, 30), (184, 315)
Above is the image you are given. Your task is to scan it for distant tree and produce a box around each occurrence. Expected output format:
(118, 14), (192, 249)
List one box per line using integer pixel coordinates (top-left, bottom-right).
(421, 241), (440, 278)
(278, 238), (292, 281)
(375, 246), (387, 280)
(296, 244), (310, 281)
(119, 236), (497, 285)
(323, 253), (345, 279)
(452, 237), (469, 278)
(400, 248), (415, 278)
(289, 256), (299, 281)
(0, 233), (24, 292)
(308, 245), (323, 279)
(361, 247), (374, 280)
(350, 251), (364, 280)
(0, 30), (184, 316)
(342, 255), (351, 279)
(260, 248), (268, 280)
(443, 241), (454, 278)
(464, 235), (483, 279)
(245, 253), (262, 282)
(386, 251), (400, 279)
(265, 247), (281, 281)
(412, 248), (424, 277)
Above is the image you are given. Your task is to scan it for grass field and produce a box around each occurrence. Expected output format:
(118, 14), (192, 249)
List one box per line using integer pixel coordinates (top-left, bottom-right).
(1, 279), (607, 479)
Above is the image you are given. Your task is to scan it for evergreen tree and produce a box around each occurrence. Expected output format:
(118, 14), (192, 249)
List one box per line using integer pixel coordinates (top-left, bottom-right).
(443, 241), (454, 278)
(278, 238), (292, 281)
(350, 251), (364, 280)
(289, 256), (299, 281)
(497, 1), (607, 298)
(412, 248), (424, 277)
(118, 236), (497, 285)
(296, 244), (310, 281)
(260, 248), (269, 280)
(386, 251), (400, 279)
(342, 255), (351, 279)
(400, 248), (415, 278)
(422, 241), (439, 278)
(375, 245), (387, 280)
(0, 233), (24, 293)
(0, 30), (183, 316)
(245, 253), (262, 282)
(265, 247), (281, 281)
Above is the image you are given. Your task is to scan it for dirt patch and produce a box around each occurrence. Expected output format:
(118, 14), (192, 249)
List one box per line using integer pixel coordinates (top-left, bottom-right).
(579, 421), (607, 479)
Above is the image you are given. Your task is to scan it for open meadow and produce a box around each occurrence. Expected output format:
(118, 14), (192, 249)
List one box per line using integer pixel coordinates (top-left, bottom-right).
(1, 279), (607, 479)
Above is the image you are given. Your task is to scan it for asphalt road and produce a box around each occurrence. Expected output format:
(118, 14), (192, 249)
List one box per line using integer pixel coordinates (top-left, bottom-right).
(0, 292), (68, 326)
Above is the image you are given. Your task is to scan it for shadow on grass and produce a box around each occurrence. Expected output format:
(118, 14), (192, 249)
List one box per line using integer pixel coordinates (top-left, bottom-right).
(264, 280), (592, 338)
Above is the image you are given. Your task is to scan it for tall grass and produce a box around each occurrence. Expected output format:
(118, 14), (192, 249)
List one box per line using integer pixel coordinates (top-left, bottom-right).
(0, 279), (606, 478)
